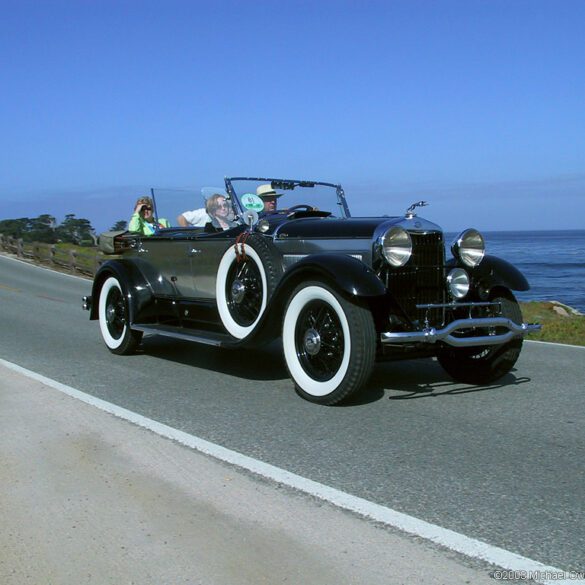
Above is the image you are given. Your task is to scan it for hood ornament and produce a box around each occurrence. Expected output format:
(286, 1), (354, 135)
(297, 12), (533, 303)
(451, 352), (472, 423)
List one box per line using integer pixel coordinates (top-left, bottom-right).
(405, 200), (428, 218)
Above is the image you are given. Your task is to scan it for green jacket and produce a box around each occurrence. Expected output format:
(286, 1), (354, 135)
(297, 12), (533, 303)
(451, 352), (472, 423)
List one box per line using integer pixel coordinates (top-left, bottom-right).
(128, 214), (170, 236)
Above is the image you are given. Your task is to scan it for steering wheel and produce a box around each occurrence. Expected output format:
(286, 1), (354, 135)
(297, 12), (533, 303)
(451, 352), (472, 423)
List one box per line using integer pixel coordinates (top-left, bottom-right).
(287, 204), (315, 213)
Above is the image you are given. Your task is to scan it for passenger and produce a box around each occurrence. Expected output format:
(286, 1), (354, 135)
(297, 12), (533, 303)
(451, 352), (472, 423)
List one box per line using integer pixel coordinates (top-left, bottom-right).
(128, 196), (170, 236)
(205, 194), (238, 231)
(177, 206), (210, 227)
(256, 184), (283, 214)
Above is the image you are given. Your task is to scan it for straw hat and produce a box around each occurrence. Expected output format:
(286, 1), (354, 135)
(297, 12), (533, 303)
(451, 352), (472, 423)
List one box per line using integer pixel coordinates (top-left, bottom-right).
(256, 184), (283, 198)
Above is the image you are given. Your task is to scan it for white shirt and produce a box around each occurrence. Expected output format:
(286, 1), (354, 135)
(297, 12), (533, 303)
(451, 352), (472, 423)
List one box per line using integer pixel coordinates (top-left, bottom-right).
(181, 208), (210, 226)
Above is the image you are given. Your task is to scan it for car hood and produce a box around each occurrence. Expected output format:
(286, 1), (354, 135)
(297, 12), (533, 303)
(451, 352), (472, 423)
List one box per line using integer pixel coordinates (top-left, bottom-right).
(272, 215), (443, 239)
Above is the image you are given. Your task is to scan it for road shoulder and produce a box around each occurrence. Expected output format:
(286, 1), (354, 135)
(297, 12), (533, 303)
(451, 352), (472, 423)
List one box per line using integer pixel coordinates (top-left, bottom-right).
(0, 363), (497, 585)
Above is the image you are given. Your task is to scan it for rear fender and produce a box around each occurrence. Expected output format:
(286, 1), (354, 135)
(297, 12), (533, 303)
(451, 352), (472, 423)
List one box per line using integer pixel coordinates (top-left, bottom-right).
(89, 260), (154, 321)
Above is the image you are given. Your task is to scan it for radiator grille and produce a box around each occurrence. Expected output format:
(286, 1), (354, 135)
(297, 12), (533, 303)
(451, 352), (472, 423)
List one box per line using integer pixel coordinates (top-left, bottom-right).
(382, 232), (446, 327)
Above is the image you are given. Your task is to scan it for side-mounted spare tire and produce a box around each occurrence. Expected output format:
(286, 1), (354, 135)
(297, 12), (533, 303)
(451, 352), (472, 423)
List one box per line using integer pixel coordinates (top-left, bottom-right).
(216, 234), (281, 339)
(98, 276), (143, 355)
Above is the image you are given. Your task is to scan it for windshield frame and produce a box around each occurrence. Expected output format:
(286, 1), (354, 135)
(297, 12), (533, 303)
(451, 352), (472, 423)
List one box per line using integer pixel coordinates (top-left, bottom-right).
(224, 176), (351, 219)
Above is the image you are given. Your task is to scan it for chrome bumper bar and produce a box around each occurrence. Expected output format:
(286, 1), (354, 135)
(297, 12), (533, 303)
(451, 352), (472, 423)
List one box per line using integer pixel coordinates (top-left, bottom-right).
(381, 317), (542, 348)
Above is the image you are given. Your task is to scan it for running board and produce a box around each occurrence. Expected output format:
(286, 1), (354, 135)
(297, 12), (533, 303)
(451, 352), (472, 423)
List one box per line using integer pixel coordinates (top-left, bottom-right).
(132, 324), (235, 347)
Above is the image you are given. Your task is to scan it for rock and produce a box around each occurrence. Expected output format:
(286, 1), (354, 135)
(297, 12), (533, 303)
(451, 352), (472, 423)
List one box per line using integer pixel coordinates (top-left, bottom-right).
(553, 305), (571, 317)
(550, 301), (584, 317)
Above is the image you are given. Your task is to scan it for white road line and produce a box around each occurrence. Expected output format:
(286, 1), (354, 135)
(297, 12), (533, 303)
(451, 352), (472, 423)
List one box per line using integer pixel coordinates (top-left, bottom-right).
(1, 357), (581, 585)
(527, 339), (585, 349)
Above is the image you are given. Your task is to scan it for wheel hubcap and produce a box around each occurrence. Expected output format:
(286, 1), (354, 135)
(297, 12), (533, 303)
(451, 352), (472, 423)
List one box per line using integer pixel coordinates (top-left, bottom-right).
(303, 328), (321, 356)
(231, 280), (246, 304)
(295, 300), (344, 382)
(107, 305), (117, 321)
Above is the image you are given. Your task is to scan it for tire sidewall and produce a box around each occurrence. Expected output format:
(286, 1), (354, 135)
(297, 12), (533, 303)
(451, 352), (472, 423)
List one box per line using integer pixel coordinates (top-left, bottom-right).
(98, 276), (128, 350)
(216, 244), (268, 339)
(283, 284), (351, 397)
(437, 293), (523, 383)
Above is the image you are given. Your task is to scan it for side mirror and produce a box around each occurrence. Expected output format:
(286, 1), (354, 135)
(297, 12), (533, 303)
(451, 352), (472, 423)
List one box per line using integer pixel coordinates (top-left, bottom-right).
(243, 209), (259, 228)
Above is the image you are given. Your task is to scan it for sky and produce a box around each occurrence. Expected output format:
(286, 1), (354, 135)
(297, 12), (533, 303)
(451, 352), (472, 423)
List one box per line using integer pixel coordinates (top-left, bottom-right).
(0, 0), (584, 233)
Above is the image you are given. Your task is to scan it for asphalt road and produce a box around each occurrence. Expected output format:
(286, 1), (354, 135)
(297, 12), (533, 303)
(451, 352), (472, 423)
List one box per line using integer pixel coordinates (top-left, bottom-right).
(2, 254), (584, 573)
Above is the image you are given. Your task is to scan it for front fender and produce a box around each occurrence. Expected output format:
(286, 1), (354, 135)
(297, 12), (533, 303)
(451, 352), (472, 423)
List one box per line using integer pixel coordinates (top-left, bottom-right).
(89, 259), (154, 321)
(448, 255), (529, 293)
(247, 253), (386, 345)
(278, 253), (386, 298)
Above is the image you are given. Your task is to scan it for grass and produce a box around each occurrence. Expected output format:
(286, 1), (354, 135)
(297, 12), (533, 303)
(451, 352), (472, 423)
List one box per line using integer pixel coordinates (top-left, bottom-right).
(520, 301), (585, 346)
(19, 241), (103, 276)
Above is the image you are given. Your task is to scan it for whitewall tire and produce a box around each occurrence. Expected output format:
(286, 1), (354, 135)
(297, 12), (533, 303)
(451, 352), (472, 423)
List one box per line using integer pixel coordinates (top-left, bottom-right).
(282, 282), (375, 405)
(98, 276), (142, 355)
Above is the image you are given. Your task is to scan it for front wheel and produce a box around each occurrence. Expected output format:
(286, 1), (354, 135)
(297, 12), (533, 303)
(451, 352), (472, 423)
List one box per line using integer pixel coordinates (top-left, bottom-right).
(282, 282), (376, 405)
(437, 294), (523, 384)
(98, 276), (142, 355)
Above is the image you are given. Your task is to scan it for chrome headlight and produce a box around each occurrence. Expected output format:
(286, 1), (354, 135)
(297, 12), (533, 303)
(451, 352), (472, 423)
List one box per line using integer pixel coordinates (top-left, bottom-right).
(380, 226), (412, 267)
(452, 228), (485, 267)
(447, 268), (470, 299)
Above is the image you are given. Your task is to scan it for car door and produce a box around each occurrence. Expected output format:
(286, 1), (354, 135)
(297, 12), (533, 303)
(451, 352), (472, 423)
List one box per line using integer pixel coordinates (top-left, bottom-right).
(137, 231), (200, 299)
(189, 227), (243, 299)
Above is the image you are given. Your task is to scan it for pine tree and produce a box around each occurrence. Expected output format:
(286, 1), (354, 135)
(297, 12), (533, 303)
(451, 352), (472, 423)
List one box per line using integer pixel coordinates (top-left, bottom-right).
(110, 220), (128, 231)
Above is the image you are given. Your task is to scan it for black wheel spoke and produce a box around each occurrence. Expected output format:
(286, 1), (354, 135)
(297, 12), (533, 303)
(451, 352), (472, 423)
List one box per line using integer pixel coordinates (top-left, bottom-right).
(106, 288), (126, 339)
(312, 306), (330, 330)
(226, 258), (264, 326)
(295, 299), (344, 382)
(236, 263), (249, 280)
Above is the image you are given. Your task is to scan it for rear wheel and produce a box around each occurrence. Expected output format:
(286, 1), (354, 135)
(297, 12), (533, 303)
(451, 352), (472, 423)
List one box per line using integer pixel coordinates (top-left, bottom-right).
(98, 276), (142, 355)
(282, 282), (376, 405)
(437, 294), (523, 384)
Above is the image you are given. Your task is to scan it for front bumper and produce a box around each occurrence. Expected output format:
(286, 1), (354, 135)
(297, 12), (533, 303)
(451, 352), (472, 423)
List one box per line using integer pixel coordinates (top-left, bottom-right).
(381, 317), (541, 348)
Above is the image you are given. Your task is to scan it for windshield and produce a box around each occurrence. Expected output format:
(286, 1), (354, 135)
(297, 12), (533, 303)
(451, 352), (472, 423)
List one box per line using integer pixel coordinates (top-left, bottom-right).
(150, 187), (240, 229)
(148, 179), (349, 230)
(226, 177), (349, 219)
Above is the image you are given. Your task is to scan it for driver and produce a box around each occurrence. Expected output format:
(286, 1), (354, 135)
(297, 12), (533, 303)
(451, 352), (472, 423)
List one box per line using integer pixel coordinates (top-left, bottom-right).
(256, 184), (283, 214)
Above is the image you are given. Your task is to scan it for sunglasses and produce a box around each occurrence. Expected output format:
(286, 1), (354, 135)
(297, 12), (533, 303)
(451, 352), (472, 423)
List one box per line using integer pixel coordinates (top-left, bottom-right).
(142, 206), (152, 211)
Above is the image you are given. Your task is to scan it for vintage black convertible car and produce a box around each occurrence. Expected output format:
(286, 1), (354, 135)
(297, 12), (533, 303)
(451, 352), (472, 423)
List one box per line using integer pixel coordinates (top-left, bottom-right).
(83, 177), (540, 405)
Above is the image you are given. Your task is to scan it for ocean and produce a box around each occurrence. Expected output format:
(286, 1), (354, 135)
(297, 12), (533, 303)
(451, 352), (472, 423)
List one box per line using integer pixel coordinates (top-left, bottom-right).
(446, 230), (585, 313)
